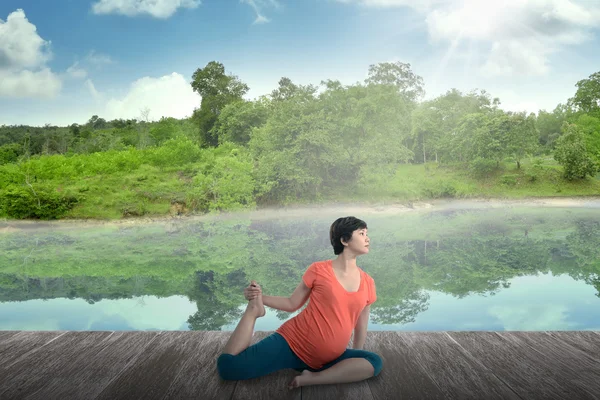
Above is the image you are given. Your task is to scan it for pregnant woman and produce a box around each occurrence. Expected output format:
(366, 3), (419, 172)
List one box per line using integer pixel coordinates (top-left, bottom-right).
(216, 216), (382, 389)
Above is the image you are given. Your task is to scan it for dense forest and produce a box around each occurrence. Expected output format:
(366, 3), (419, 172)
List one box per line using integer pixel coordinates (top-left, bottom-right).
(1, 62), (599, 219)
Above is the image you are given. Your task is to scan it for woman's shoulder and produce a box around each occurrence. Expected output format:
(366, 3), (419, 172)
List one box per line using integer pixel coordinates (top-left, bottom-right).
(360, 268), (376, 284)
(308, 259), (332, 271)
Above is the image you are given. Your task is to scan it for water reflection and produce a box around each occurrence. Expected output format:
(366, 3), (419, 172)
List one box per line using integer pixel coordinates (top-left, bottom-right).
(1, 204), (599, 331)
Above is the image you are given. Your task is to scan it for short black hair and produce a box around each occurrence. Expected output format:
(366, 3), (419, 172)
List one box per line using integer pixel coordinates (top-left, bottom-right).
(330, 216), (368, 255)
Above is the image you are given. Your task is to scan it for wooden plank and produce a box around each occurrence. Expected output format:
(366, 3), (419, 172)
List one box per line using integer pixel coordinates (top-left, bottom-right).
(502, 332), (600, 397)
(0, 331), (66, 370)
(0, 331), (113, 399)
(297, 331), (375, 400)
(448, 331), (587, 400)
(0, 331), (19, 342)
(161, 331), (237, 400)
(1, 330), (599, 400)
(365, 331), (448, 400)
(395, 332), (519, 400)
(231, 331), (301, 400)
(95, 331), (213, 400)
(544, 331), (600, 360)
(25, 331), (161, 400)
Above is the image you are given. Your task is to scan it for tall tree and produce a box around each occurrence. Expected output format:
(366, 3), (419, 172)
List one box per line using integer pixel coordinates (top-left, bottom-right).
(190, 61), (249, 147)
(554, 122), (598, 180)
(213, 98), (269, 145)
(504, 111), (539, 169)
(568, 71), (600, 117)
(537, 104), (567, 150)
(365, 61), (425, 103)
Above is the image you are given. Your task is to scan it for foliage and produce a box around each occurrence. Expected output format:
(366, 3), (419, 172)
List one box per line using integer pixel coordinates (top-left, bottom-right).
(1, 63), (600, 219)
(554, 123), (598, 180)
(569, 71), (600, 118)
(365, 61), (425, 103)
(537, 105), (567, 150)
(190, 61), (250, 147)
(187, 146), (256, 212)
(571, 114), (600, 164)
(0, 143), (22, 165)
(469, 157), (499, 178)
(213, 99), (268, 145)
(0, 184), (79, 219)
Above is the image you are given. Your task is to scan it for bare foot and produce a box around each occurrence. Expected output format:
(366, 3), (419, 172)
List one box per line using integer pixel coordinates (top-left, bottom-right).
(288, 370), (314, 389)
(246, 293), (265, 318)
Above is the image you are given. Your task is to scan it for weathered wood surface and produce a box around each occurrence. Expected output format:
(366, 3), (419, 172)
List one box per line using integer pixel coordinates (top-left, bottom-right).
(0, 330), (599, 400)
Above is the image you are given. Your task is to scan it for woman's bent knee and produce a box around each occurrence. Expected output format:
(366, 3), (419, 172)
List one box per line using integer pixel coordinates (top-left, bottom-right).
(217, 353), (237, 381)
(368, 353), (383, 377)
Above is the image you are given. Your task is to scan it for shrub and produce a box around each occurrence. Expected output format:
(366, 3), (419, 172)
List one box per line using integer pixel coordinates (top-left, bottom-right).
(469, 157), (498, 178)
(500, 174), (518, 186)
(554, 123), (599, 180)
(187, 148), (256, 212)
(0, 185), (80, 219)
(422, 181), (457, 198)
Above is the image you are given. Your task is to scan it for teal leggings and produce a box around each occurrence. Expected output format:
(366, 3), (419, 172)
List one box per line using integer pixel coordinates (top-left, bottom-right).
(217, 332), (383, 381)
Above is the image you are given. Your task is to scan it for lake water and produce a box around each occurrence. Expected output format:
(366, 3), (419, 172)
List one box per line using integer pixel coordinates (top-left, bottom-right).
(1, 200), (600, 332)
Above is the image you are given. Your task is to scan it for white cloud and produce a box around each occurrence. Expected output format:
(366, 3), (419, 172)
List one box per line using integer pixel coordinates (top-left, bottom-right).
(481, 39), (551, 77)
(91, 0), (201, 18)
(337, 0), (600, 77)
(64, 51), (113, 82)
(85, 79), (100, 100)
(0, 9), (61, 98)
(67, 62), (88, 79)
(103, 72), (199, 120)
(0, 68), (61, 98)
(86, 50), (114, 66)
(489, 304), (573, 330)
(241, 0), (280, 23)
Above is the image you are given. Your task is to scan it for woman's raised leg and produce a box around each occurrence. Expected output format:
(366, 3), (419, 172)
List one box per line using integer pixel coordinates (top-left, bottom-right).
(222, 289), (265, 356)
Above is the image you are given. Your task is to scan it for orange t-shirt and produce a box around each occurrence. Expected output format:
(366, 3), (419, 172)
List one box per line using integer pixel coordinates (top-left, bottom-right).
(275, 260), (377, 369)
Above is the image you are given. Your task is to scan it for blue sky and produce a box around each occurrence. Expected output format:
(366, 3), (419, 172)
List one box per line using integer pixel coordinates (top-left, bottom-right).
(1, 0), (600, 127)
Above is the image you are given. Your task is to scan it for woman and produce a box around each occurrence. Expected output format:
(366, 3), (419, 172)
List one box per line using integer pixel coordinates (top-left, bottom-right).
(217, 216), (382, 389)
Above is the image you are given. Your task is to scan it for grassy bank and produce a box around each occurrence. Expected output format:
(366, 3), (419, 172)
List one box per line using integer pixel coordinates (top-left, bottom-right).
(348, 157), (599, 202)
(1, 152), (599, 221)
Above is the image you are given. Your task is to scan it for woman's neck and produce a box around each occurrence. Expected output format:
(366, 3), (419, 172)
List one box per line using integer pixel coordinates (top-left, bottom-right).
(332, 254), (358, 273)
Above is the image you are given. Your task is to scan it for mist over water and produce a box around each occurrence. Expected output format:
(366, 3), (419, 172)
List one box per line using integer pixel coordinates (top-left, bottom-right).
(1, 199), (600, 331)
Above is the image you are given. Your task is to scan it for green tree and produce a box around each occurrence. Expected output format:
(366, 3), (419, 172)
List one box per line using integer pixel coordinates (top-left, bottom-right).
(149, 117), (180, 145)
(410, 89), (497, 164)
(554, 122), (598, 180)
(0, 143), (22, 165)
(213, 98), (268, 145)
(568, 71), (600, 117)
(537, 105), (567, 150)
(365, 61), (425, 103)
(572, 114), (600, 163)
(190, 61), (249, 147)
(271, 77), (300, 102)
(505, 112), (539, 169)
(452, 112), (504, 164)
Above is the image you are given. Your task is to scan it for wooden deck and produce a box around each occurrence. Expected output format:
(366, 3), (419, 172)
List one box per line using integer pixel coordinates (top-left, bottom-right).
(1, 330), (599, 399)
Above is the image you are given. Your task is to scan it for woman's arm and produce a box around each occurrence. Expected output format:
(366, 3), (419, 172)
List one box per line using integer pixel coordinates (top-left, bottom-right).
(353, 305), (370, 349)
(261, 281), (311, 312)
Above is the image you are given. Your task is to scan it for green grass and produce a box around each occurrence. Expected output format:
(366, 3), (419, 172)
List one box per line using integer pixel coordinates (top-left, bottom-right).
(349, 157), (600, 203)
(1, 156), (599, 221)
